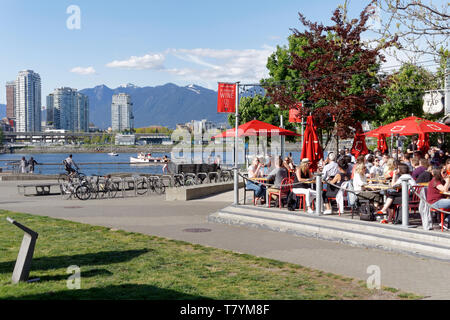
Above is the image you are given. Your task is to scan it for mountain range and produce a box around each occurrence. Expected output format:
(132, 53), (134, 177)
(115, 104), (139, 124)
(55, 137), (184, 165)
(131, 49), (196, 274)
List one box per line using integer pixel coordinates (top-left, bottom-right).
(79, 83), (228, 129)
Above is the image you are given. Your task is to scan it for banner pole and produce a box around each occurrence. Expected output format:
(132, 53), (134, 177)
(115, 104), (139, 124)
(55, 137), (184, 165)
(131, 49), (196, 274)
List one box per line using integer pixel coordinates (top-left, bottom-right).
(234, 82), (240, 205)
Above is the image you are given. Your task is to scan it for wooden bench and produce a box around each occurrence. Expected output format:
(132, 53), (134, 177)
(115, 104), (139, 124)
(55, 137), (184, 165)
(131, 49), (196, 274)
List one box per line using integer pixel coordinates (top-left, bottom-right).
(17, 183), (61, 196)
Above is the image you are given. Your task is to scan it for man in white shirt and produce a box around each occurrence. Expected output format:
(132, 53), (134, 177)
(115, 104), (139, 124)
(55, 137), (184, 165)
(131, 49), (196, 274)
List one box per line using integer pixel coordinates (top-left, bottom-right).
(322, 152), (339, 181)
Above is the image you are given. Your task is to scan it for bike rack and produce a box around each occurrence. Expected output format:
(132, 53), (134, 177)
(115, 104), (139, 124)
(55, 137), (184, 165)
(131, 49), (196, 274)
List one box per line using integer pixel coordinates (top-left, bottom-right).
(208, 172), (219, 183)
(196, 172), (208, 184)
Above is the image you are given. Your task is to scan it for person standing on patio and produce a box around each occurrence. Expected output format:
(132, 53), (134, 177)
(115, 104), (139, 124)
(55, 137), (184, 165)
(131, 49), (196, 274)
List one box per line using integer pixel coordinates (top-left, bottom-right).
(407, 136), (419, 155)
(292, 158), (316, 214)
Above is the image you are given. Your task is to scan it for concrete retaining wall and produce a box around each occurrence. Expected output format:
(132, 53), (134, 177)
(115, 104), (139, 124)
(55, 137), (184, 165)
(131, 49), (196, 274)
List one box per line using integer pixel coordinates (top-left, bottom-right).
(166, 181), (244, 201)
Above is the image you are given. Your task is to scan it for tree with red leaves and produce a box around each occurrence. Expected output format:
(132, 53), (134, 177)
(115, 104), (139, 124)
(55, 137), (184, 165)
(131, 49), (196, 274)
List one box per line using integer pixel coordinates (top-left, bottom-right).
(264, 1), (397, 150)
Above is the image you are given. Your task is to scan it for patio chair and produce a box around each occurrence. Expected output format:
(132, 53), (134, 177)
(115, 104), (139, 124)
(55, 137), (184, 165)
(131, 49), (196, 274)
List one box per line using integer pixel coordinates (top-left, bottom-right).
(268, 178), (293, 209)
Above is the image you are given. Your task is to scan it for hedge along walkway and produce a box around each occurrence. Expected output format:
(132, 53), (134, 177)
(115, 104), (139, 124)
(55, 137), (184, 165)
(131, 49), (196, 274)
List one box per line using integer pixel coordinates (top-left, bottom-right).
(0, 210), (421, 300)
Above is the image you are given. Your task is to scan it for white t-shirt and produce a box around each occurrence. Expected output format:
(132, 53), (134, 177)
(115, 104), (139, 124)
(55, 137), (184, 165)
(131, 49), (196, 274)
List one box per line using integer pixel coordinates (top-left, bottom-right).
(353, 172), (367, 192)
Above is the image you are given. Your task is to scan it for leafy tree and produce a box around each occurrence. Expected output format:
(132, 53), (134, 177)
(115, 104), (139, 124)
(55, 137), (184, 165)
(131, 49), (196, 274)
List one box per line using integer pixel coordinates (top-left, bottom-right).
(264, 1), (397, 149)
(375, 63), (437, 126)
(373, 0), (449, 61)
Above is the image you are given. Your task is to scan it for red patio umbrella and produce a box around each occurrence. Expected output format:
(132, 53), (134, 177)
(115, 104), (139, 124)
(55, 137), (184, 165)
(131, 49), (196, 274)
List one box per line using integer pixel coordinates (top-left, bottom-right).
(417, 133), (430, 155)
(212, 119), (301, 138)
(377, 134), (388, 154)
(300, 116), (323, 172)
(365, 116), (450, 136)
(350, 122), (369, 159)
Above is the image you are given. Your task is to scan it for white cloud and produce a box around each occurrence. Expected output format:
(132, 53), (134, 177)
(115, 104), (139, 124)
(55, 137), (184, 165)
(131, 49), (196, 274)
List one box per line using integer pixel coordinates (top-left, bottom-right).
(166, 46), (274, 84)
(106, 53), (165, 70)
(70, 66), (96, 75)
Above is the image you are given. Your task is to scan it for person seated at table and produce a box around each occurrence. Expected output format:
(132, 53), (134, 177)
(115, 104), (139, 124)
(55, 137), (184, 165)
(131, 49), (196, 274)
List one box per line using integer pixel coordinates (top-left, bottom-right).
(402, 153), (414, 172)
(322, 152), (339, 182)
(411, 158), (426, 180)
(427, 167), (450, 229)
(353, 163), (383, 209)
(267, 156), (288, 189)
(283, 156), (295, 172)
(416, 160), (433, 183)
(322, 159), (351, 215)
(365, 155), (375, 172)
(343, 155), (354, 176)
(246, 157), (266, 203)
(292, 158), (316, 214)
(377, 163), (417, 221)
(351, 155), (366, 179)
(382, 158), (397, 180)
(266, 157), (289, 203)
(445, 159), (450, 176)
(369, 157), (383, 178)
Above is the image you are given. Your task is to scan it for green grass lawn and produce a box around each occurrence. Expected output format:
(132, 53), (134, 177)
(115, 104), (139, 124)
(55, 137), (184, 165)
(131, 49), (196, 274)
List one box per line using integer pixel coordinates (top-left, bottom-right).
(0, 210), (421, 300)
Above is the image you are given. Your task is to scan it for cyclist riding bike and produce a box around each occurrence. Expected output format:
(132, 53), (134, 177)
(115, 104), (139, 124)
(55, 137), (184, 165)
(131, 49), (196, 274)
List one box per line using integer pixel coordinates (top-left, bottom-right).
(63, 154), (80, 177)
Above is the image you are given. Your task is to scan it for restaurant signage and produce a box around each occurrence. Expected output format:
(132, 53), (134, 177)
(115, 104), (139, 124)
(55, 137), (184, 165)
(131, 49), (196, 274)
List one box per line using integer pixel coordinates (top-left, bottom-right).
(289, 102), (303, 123)
(217, 83), (236, 113)
(423, 91), (444, 115)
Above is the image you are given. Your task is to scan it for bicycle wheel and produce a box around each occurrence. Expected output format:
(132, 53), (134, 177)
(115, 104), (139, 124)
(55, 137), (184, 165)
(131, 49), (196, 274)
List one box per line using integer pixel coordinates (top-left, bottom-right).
(58, 173), (69, 184)
(185, 178), (195, 186)
(108, 182), (120, 198)
(75, 185), (91, 201)
(60, 182), (72, 200)
(154, 180), (166, 195)
(136, 180), (148, 195)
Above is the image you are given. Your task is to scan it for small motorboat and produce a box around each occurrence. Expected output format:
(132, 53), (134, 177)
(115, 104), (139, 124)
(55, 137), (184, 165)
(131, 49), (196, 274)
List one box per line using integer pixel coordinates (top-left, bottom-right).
(108, 152), (119, 156)
(129, 153), (163, 163)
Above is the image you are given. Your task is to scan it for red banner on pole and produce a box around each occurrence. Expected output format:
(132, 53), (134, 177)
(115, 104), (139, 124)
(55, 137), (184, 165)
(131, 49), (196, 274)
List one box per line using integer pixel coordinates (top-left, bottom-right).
(217, 83), (236, 113)
(289, 102), (302, 123)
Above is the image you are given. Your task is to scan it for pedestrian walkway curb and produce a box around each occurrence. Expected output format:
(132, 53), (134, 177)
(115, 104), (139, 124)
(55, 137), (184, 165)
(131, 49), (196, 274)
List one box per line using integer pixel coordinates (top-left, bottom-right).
(209, 205), (450, 261)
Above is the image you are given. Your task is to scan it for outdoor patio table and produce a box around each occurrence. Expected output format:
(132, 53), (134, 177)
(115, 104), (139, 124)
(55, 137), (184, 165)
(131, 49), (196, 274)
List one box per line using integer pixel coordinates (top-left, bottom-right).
(363, 184), (392, 191)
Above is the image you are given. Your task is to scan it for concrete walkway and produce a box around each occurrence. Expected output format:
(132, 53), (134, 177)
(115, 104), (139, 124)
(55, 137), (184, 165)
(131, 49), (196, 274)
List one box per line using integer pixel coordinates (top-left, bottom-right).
(1, 180), (449, 299)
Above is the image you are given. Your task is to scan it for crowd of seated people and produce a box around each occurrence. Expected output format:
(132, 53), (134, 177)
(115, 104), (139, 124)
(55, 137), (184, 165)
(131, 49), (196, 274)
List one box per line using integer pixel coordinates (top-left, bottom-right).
(244, 138), (450, 229)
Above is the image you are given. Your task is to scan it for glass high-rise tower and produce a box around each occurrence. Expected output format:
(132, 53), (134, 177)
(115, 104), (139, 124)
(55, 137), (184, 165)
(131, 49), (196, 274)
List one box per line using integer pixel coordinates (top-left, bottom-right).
(15, 70), (41, 132)
(111, 93), (134, 131)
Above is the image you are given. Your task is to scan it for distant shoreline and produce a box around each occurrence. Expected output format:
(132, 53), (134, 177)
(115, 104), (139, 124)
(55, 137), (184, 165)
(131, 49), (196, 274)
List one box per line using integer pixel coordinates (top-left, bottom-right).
(3, 143), (302, 154)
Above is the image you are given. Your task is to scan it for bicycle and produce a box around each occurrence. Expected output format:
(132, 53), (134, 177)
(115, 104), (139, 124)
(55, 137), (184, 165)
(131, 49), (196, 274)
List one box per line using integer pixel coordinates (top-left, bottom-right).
(136, 176), (166, 195)
(173, 173), (196, 187)
(58, 167), (86, 184)
(75, 175), (119, 200)
(60, 179), (80, 200)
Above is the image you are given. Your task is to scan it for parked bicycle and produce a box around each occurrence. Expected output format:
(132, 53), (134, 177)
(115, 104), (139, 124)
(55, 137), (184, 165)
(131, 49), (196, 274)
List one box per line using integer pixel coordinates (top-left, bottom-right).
(136, 176), (166, 195)
(75, 174), (119, 200)
(173, 173), (197, 187)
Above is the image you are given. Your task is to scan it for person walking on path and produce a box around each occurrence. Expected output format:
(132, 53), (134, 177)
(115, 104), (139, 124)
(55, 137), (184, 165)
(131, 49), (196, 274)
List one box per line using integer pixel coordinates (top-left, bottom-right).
(27, 157), (40, 174)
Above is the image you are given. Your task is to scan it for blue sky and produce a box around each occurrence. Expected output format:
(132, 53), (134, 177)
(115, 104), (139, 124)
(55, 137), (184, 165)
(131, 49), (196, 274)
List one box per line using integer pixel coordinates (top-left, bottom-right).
(0, 0), (386, 103)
